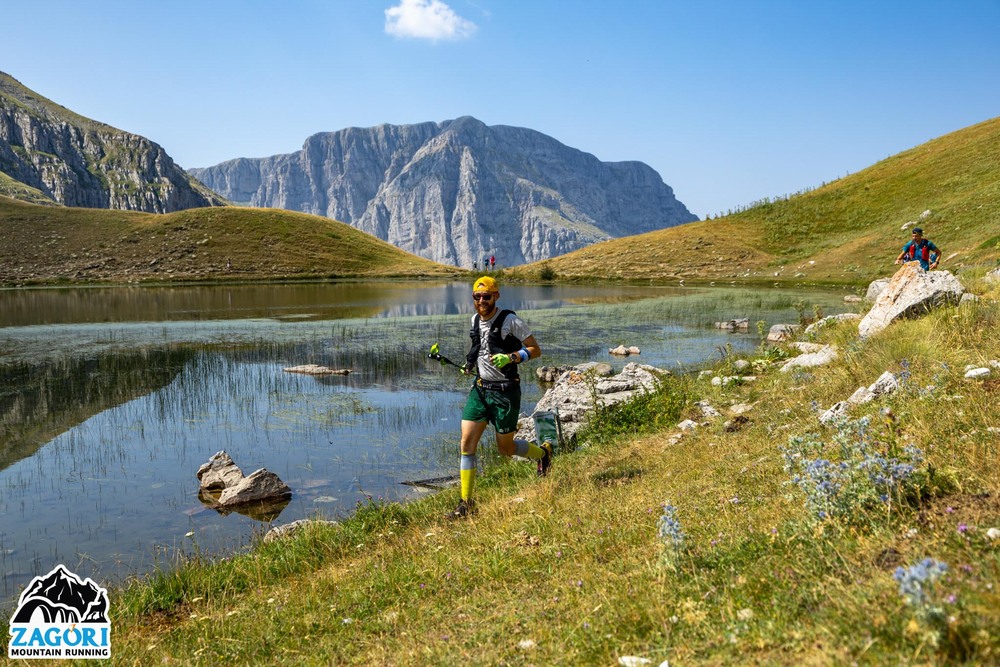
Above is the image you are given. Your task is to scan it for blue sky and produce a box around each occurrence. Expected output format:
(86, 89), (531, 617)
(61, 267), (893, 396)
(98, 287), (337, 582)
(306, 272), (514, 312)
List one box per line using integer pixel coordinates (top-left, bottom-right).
(3, 0), (998, 218)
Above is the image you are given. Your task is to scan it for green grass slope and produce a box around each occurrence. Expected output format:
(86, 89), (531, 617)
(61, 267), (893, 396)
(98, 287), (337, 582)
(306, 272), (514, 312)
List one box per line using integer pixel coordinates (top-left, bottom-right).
(0, 171), (58, 205)
(79, 278), (1000, 665)
(0, 196), (457, 285)
(514, 116), (1000, 286)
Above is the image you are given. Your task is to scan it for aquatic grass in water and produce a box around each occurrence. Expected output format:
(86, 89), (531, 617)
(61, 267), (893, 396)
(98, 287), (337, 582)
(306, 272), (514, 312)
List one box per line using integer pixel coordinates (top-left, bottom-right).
(0, 347), (465, 605)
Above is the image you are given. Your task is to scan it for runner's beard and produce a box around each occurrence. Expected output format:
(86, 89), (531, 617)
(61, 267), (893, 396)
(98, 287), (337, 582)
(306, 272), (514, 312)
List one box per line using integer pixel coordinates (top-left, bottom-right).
(476, 298), (497, 318)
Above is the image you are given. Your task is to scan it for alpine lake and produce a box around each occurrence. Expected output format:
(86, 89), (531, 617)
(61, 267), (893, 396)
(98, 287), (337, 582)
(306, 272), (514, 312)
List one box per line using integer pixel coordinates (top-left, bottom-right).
(0, 280), (854, 609)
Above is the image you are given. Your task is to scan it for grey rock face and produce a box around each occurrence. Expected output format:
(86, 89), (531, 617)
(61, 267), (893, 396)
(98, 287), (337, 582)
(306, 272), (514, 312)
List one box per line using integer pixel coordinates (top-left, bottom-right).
(216, 468), (292, 508)
(190, 116), (698, 266)
(819, 370), (899, 424)
(858, 263), (965, 338)
(779, 344), (838, 372)
(0, 71), (225, 212)
(766, 323), (800, 342)
(196, 451), (245, 492)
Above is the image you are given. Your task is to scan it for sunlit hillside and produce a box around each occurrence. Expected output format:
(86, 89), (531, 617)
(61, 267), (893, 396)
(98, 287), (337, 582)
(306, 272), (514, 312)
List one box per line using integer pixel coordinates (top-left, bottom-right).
(0, 197), (457, 285)
(514, 116), (1000, 286)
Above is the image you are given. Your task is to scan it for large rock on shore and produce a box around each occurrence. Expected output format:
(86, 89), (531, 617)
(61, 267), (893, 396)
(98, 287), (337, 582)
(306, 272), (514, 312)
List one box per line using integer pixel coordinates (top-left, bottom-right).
(858, 263), (964, 338)
(866, 278), (891, 302)
(515, 362), (667, 444)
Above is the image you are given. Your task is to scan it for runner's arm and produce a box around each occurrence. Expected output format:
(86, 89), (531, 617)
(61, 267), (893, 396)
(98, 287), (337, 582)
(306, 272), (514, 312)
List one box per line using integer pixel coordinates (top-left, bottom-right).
(518, 335), (541, 362)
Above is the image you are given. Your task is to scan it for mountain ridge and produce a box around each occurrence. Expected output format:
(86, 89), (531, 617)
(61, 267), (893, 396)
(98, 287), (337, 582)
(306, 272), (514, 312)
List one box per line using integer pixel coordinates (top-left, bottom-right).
(0, 71), (226, 212)
(190, 116), (698, 267)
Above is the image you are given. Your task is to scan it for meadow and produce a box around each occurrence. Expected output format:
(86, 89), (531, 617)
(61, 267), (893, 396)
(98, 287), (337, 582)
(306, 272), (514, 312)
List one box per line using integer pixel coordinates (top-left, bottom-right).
(39, 270), (999, 666)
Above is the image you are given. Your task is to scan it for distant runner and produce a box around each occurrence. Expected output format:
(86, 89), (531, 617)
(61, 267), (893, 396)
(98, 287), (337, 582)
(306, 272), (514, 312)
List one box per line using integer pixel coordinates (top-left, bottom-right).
(895, 227), (941, 271)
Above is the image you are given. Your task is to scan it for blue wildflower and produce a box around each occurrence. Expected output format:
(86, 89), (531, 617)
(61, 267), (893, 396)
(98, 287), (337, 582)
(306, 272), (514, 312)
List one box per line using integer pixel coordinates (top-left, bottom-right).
(894, 558), (948, 608)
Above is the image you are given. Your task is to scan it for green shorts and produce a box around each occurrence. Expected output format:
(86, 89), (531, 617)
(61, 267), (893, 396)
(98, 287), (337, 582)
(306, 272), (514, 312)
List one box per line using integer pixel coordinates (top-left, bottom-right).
(462, 383), (522, 434)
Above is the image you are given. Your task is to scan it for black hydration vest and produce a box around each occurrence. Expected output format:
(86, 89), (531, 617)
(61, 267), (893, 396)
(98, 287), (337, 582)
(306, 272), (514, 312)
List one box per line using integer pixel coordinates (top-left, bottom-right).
(466, 309), (523, 382)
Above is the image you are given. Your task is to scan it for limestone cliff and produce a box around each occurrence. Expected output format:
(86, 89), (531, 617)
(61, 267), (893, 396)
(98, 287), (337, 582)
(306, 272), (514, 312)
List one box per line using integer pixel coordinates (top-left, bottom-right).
(191, 117), (697, 266)
(0, 72), (226, 212)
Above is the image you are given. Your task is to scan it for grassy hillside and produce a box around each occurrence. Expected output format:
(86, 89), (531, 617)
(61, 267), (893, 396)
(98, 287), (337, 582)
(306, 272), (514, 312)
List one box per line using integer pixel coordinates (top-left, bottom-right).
(0, 196), (457, 285)
(513, 116), (1000, 286)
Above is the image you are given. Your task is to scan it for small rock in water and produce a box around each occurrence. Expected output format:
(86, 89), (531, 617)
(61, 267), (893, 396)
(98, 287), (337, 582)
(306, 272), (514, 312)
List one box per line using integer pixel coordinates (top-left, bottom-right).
(283, 364), (351, 375)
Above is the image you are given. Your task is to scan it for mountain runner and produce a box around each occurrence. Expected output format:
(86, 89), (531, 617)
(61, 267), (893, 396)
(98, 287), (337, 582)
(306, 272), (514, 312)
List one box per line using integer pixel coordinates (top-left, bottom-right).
(895, 227), (941, 271)
(449, 276), (551, 519)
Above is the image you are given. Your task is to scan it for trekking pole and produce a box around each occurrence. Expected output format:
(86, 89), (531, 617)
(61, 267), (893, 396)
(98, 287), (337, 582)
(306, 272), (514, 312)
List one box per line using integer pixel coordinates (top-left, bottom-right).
(428, 343), (466, 373)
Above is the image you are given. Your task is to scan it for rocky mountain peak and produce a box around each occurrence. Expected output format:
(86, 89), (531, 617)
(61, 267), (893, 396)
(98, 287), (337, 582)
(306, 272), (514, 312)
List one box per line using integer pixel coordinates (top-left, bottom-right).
(191, 118), (697, 266)
(0, 71), (226, 212)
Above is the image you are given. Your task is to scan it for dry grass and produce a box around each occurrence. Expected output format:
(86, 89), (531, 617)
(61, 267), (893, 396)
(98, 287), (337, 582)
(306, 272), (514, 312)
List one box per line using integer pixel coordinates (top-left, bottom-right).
(0, 197), (458, 285)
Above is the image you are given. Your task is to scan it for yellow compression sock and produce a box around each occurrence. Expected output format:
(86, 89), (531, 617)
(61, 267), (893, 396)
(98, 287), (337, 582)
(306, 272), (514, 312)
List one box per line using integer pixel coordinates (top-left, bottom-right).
(514, 439), (545, 460)
(460, 453), (477, 501)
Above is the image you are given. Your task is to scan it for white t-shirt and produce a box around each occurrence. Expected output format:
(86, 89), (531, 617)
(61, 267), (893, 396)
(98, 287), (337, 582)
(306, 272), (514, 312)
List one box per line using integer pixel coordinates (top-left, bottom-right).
(472, 309), (532, 382)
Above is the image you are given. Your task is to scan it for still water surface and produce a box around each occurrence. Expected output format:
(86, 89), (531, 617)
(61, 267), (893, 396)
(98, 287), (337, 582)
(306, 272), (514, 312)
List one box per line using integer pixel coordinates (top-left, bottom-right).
(0, 281), (851, 608)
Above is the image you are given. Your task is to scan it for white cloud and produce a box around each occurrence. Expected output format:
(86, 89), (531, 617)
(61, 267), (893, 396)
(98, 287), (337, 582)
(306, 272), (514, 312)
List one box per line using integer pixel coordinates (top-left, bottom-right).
(385, 0), (477, 41)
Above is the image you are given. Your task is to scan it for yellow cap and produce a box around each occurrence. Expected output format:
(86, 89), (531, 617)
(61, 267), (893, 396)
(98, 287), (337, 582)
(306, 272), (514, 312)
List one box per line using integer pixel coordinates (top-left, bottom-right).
(473, 276), (498, 293)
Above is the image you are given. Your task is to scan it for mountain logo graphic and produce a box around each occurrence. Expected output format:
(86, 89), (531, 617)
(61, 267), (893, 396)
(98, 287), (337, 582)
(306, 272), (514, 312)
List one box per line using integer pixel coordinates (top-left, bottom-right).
(7, 565), (111, 659)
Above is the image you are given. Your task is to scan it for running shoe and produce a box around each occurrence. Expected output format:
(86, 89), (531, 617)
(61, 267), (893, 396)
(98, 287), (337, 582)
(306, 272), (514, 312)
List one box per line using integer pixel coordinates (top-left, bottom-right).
(537, 440), (553, 477)
(448, 499), (475, 519)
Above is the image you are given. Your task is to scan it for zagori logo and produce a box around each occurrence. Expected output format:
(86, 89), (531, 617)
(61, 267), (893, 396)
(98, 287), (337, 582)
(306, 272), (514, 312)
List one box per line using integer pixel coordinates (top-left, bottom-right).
(7, 565), (111, 660)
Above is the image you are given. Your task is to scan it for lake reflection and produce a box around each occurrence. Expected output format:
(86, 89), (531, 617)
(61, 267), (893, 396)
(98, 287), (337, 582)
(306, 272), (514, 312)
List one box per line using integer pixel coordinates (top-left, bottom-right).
(0, 281), (852, 608)
(0, 281), (681, 327)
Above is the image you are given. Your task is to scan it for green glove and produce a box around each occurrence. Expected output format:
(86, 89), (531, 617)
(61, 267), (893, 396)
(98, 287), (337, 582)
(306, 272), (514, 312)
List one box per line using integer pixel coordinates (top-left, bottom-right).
(491, 353), (513, 369)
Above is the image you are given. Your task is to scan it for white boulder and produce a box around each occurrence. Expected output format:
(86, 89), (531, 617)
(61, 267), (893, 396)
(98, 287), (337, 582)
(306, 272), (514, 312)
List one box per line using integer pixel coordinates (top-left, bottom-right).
(858, 264), (964, 338)
(780, 345), (838, 372)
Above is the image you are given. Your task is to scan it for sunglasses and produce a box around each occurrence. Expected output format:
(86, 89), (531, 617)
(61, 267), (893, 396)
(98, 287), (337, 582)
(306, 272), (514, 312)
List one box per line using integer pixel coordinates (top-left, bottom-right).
(473, 293), (495, 301)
